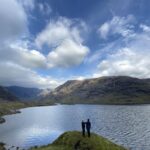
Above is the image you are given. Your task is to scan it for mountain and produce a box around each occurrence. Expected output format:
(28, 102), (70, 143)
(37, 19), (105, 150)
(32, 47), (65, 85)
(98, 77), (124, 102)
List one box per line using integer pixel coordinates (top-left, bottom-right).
(0, 86), (18, 101)
(6, 86), (42, 101)
(43, 76), (150, 104)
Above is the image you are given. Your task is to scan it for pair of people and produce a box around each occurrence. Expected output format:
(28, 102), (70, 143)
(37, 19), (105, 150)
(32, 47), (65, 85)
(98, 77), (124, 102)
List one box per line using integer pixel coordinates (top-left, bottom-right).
(81, 119), (91, 137)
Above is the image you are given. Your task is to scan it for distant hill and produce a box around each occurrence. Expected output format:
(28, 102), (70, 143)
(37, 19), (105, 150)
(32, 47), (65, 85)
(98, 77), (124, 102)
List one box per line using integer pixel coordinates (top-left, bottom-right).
(43, 76), (150, 104)
(6, 86), (42, 101)
(0, 86), (18, 101)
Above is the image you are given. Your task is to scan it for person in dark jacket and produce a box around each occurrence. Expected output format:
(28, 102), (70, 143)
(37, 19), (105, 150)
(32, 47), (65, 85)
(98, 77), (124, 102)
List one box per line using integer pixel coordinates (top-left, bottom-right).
(81, 120), (85, 137)
(86, 119), (91, 137)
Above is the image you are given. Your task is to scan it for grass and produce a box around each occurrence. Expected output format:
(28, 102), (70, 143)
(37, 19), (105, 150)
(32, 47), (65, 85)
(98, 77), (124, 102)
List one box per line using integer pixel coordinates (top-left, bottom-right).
(30, 131), (127, 150)
(0, 101), (26, 116)
(0, 142), (5, 150)
(0, 101), (30, 124)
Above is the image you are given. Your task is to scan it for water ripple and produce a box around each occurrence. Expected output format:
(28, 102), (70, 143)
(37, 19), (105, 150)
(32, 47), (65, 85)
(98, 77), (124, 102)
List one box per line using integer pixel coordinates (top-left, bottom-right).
(0, 105), (150, 150)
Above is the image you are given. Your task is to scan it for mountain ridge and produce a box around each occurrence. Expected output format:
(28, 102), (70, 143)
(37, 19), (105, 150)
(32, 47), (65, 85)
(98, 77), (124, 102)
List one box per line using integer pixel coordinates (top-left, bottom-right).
(0, 86), (18, 102)
(43, 76), (150, 104)
(6, 86), (43, 101)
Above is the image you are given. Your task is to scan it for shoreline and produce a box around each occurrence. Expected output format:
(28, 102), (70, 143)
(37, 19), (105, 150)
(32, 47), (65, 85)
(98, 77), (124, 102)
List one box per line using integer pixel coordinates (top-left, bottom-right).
(1, 102), (150, 124)
(0, 101), (27, 124)
(0, 101), (54, 124)
(0, 109), (21, 124)
(1, 104), (149, 149)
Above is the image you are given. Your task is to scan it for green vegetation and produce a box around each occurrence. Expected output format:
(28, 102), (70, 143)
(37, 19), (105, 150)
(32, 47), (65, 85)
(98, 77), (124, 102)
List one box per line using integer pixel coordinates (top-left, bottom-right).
(0, 101), (26, 116)
(0, 142), (5, 150)
(0, 101), (29, 124)
(30, 131), (127, 150)
(0, 100), (54, 124)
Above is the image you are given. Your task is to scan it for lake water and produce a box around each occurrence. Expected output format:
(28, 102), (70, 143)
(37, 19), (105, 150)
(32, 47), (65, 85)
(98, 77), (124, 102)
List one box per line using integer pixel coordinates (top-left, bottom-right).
(0, 105), (150, 150)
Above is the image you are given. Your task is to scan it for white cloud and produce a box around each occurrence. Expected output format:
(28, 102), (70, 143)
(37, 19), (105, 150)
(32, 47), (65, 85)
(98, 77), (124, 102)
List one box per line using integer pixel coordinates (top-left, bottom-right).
(0, 0), (27, 42)
(35, 17), (81, 48)
(19, 0), (35, 11)
(98, 23), (110, 39)
(71, 75), (91, 81)
(0, 62), (60, 89)
(35, 17), (89, 68)
(98, 15), (135, 39)
(93, 29), (150, 78)
(38, 2), (52, 15)
(140, 24), (150, 32)
(0, 0), (63, 89)
(0, 1), (89, 88)
(85, 41), (120, 64)
(0, 42), (61, 88)
(0, 44), (47, 69)
(47, 39), (89, 68)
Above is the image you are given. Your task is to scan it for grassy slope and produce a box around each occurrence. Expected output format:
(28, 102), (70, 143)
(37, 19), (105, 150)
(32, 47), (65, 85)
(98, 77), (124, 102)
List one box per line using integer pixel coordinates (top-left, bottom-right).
(0, 101), (27, 116)
(31, 131), (127, 150)
(0, 142), (5, 150)
(0, 100), (50, 117)
(0, 101), (27, 124)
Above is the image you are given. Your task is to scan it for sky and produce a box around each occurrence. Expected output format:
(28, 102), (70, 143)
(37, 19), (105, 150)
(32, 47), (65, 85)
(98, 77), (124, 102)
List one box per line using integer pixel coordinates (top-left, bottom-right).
(0, 0), (150, 89)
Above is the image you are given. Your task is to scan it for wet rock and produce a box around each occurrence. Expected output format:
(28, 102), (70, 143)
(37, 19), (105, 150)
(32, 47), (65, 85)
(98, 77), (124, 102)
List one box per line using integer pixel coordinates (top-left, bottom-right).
(10, 109), (21, 114)
(0, 117), (5, 124)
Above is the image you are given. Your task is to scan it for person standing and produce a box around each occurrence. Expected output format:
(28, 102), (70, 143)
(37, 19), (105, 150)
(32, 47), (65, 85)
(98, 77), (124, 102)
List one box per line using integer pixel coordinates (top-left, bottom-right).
(81, 120), (85, 137)
(86, 119), (91, 137)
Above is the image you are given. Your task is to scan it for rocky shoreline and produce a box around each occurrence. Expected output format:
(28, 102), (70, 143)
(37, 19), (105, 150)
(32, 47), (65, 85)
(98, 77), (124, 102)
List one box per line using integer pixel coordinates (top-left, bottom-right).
(0, 117), (5, 124)
(0, 109), (21, 124)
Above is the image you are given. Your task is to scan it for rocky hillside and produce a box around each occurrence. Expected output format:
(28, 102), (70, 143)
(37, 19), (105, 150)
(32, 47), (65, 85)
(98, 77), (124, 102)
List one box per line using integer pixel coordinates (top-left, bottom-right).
(0, 86), (18, 101)
(43, 76), (150, 104)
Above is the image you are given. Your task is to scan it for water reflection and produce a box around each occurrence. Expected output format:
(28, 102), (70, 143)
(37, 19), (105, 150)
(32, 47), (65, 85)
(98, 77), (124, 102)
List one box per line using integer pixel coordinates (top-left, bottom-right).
(0, 105), (150, 150)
